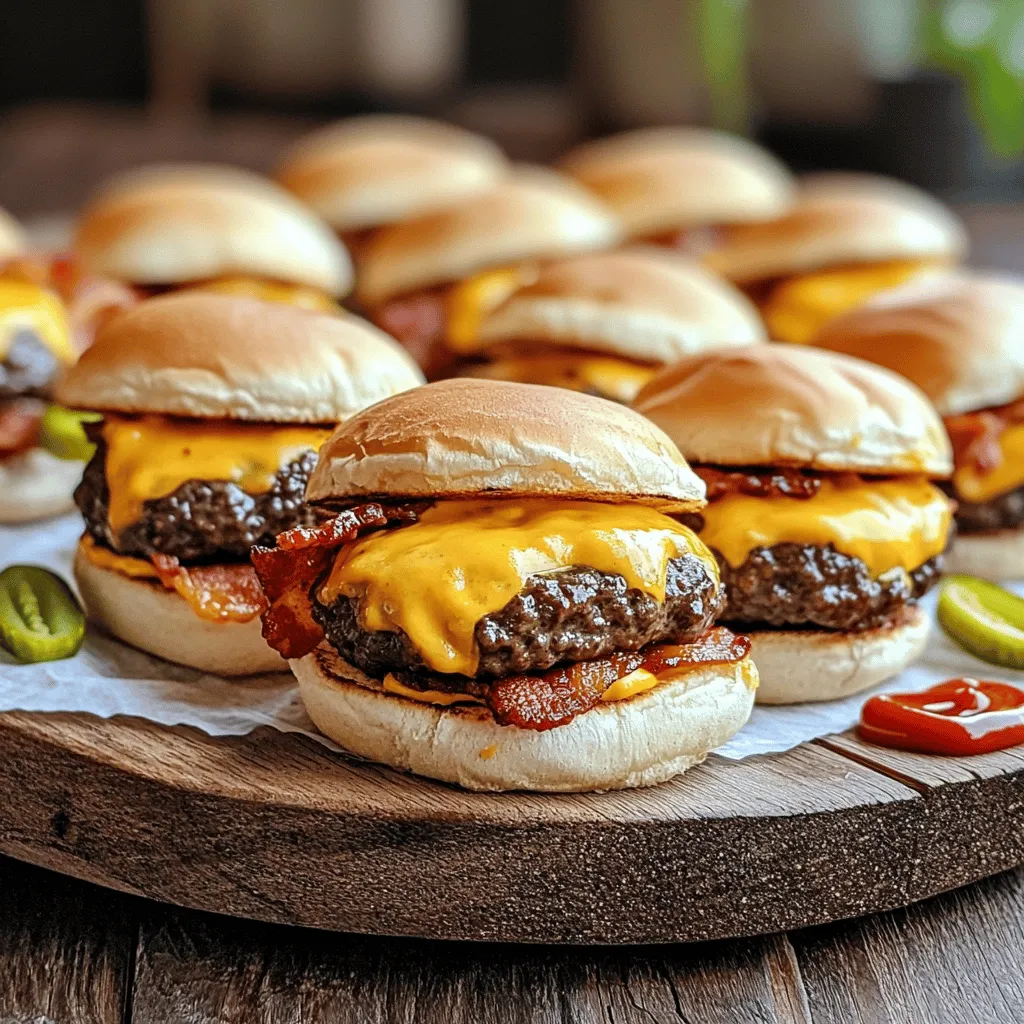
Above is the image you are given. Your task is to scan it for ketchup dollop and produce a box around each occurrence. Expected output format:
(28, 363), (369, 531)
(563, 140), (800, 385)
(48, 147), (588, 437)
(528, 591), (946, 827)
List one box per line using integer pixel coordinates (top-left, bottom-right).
(858, 678), (1024, 756)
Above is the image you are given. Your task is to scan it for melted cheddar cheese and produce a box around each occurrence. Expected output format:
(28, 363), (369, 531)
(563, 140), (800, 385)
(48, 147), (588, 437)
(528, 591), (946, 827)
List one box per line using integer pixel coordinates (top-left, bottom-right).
(102, 415), (332, 533)
(79, 535), (159, 578)
(0, 279), (74, 363)
(476, 354), (657, 404)
(445, 266), (536, 353)
(188, 276), (340, 313)
(953, 424), (1024, 503)
(763, 260), (934, 344)
(383, 674), (484, 706)
(320, 499), (717, 676)
(698, 477), (952, 577)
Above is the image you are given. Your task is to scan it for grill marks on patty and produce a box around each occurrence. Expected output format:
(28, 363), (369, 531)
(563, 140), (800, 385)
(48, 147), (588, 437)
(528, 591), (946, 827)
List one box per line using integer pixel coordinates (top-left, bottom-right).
(76, 434), (321, 563)
(312, 553), (724, 691)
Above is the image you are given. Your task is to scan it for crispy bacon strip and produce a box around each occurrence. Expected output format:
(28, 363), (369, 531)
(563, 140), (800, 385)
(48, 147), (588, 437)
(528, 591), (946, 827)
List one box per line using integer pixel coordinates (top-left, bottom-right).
(371, 289), (461, 380)
(488, 628), (751, 731)
(0, 399), (44, 455)
(696, 465), (823, 502)
(150, 554), (267, 623)
(944, 399), (1024, 475)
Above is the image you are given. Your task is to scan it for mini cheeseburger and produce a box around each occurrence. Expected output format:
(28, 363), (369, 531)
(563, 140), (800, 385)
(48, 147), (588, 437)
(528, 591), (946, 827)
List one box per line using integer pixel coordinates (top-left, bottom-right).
(634, 346), (953, 704)
(814, 272), (1024, 580)
(253, 379), (757, 791)
(704, 173), (967, 344)
(354, 168), (620, 378)
(459, 248), (766, 403)
(57, 292), (423, 675)
(276, 114), (508, 259)
(74, 164), (352, 312)
(558, 127), (794, 254)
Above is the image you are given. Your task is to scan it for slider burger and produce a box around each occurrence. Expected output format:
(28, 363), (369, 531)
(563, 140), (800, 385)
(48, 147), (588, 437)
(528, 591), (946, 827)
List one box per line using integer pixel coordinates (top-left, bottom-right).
(355, 168), (620, 378)
(74, 164), (352, 312)
(633, 346), (954, 704)
(813, 272), (1024, 580)
(704, 173), (967, 344)
(276, 115), (508, 259)
(253, 379), (757, 791)
(461, 248), (767, 403)
(57, 292), (423, 675)
(558, 127), (794, 254)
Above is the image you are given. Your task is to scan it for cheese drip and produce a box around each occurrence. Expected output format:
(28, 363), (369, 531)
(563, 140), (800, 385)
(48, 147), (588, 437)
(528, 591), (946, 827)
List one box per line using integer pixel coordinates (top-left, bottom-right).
(476, 354), (657, 404)
(0, 279), (74, 363)
(319, 499), (718, 676)
(102, 415), (331, 533)
(698, 477), (952, 577)
(445, 266), (536, 353)
(763, 260), (934, 345)
(953, 423), (1024, 503)
(188, 276), (339, 313)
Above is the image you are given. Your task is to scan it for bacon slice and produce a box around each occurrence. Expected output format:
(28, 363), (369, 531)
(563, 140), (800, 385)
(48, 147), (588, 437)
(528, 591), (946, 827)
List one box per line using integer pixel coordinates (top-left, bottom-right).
(371, 289), (460, 380)
(0, 399), (43, 455)
(150, 554), (266, 623)
(944, 406), (1023, 476)
(696, 465), (823, 502)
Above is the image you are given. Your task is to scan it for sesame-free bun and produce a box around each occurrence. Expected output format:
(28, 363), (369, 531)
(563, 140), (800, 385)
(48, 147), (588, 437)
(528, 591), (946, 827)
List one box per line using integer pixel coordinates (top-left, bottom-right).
(704, 173), (967, 284)
(813, 272), (1024, 416)
(306, 378), (706, 511)
(293, 645), (756, 792)
(57, 292), (424, 422)
(748, 606), (930, 704)
(0, 449), (81, 523)
(356, 168), (621, 305)
(633, 344), (952, 476)
(472, 247), (766, 362)
(559, 127), (795, 237)
(75, 164), (353, 295)
(0, 207), (26, 261)
(74, 542), (285, 675)
(276, 115), (508, 231)
(946, 530), (1024, 581)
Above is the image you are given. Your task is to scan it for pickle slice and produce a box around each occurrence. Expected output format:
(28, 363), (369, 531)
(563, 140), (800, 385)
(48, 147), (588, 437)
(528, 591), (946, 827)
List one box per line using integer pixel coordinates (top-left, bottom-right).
(0, 565), (86, 663)
(937, 574), (1024, 670)
(38, 405), (101, 462)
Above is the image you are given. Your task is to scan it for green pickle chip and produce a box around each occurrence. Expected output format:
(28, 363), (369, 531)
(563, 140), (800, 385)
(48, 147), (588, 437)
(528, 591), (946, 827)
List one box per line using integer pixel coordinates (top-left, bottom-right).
(0, 565), (86, 663)
(938, 574), (1024, 670)
(38, 405), (102, 462)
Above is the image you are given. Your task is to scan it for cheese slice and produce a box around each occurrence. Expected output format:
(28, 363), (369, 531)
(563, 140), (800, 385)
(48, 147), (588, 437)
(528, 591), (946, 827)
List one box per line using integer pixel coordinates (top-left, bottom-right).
(102, 415), (331, 534)
(445, 266), (536, 353)
(320, 499), (718, 677)
(763, 259), (935, 345)
(953, 423), (1024, 503)
(600, 668), (659, 702)
(0, 279), (74, 363)
(698, 477), (952, 577)
(383, 673), (483, 706)
(79, 534), (159, 578)
(478, 353), (657, 404)
(188, 276), (340, 313)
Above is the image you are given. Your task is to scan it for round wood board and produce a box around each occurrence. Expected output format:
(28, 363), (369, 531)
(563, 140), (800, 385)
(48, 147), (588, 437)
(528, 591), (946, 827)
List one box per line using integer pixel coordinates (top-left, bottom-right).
(0, 710), (1022, 945)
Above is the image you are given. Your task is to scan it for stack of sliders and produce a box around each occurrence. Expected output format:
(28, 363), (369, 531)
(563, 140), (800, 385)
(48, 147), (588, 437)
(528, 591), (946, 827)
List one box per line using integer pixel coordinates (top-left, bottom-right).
(74, 165), (352, 312)
(57, 292), (423, 674)
(276, 114), (508, 260)
(252, 379), (758, 792)
(704, 173), (967, 344)
(558, 127), (794, 256)
(813, 272), (1024, 580)
(354, 168), (621, 378)
(633, 345), (954, 703)
(457, 248), (767, 403)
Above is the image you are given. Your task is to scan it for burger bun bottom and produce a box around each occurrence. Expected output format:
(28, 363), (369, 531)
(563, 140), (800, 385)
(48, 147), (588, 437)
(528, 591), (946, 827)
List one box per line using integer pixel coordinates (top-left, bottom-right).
(750, 605), (930, 705)
(74, 544), (286, 676)
(292, 646), (758, 792)
(946, 529), (1024, 582)
(0, 449), (82, 523)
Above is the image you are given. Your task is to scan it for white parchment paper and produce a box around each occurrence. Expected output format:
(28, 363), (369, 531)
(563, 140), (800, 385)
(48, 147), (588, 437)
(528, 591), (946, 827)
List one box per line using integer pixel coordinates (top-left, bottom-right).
(1, 513), (1022, 760)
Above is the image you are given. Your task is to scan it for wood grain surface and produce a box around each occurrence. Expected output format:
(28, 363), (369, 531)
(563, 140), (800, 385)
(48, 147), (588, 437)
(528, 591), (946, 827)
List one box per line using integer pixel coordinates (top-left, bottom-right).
(1, 708), (1022, 944)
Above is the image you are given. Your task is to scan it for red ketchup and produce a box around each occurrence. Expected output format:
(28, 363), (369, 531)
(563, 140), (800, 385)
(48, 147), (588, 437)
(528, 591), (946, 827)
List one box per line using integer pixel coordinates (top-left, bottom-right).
(858, 678), (1024, 756)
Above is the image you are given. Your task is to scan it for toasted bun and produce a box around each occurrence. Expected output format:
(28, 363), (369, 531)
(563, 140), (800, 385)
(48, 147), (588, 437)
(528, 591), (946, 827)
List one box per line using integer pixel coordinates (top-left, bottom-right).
(472, 247), (766, 362)
(57, 292), (424, 422)
(633, 344), (952, 476)
(946, 529), (1024, 581)
(356, 168), (621, 305)
(307, 378), (706, 510)
(748, 606), (930, 704)
(277, 115), (508, 231)
(293, 645), (756, 791)
(0, 207), (26, 261)
(813, 272), (1024, 416)
(75, 164), (353, 295)
(704, 173), (967, 284)
(0, 449), (81, 523)
(74, 543), (285, 675)
(559, 127), (795, 236)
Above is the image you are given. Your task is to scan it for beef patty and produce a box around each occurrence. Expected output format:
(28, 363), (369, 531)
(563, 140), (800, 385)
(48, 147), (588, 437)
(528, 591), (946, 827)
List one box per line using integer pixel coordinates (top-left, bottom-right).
(312, 553), (724, 690)
(946, 482), (1024, 534)
(76, 434), (321, 563)
(0, 330), (60, 400)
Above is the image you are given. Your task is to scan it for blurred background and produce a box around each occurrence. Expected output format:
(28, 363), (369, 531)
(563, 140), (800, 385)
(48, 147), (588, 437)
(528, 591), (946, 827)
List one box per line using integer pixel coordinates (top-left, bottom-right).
(2, 0), (1024, 257)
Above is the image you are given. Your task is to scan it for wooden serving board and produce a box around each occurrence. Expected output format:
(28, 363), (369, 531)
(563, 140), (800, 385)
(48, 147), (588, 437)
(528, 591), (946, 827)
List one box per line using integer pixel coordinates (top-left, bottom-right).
(0, 710), (1022, 945)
